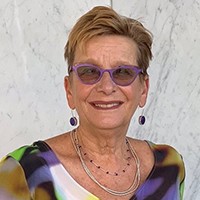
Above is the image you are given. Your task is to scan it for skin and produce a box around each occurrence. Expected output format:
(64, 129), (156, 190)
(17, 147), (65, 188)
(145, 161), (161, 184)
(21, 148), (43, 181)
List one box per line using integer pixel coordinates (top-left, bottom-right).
(47, 35), (154, 200)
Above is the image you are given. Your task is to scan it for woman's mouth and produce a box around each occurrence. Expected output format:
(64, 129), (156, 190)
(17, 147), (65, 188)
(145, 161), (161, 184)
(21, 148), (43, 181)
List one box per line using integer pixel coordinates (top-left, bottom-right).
(90, 101), (123, 109)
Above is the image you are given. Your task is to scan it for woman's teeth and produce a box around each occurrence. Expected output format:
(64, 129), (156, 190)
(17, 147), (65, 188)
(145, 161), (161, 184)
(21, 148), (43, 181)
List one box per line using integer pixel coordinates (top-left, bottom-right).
(94, 103), (119, 108)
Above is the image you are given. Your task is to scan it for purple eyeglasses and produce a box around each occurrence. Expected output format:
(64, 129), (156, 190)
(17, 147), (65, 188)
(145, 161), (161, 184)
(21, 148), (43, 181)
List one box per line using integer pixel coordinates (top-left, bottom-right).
(70, 63), (143, 86)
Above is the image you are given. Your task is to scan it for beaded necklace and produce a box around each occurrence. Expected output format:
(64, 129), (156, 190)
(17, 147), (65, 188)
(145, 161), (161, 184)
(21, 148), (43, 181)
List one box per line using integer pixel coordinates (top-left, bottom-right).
(75, 134), (132, 176)
(70, 129), (141, 196)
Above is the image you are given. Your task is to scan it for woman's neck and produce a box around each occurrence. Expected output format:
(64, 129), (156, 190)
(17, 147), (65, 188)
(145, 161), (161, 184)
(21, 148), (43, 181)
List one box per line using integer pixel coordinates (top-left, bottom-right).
(75, 126), (129, 156)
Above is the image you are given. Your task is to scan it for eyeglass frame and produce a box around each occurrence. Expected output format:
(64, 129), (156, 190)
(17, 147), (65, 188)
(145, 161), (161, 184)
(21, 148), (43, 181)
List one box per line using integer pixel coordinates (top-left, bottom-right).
(69, 63), (143, 86)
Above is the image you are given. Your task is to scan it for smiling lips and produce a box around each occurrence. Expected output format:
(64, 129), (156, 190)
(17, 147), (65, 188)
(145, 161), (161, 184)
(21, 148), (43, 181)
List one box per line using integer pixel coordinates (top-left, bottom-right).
(90, 101), (123, 109)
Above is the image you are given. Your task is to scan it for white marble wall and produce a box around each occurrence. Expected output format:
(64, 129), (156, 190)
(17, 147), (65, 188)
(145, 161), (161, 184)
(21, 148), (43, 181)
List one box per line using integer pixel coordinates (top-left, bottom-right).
(0, 0), (199, 199)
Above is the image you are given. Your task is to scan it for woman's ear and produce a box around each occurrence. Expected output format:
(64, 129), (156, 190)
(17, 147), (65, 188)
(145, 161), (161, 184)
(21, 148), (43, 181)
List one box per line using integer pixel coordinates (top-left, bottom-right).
(64, 76), (75, 109)
(139, 77), (149, 108)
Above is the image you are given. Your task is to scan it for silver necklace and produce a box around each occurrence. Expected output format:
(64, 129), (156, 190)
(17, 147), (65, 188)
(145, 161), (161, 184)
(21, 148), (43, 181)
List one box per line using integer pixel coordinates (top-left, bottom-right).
(70, 129), (141, 196)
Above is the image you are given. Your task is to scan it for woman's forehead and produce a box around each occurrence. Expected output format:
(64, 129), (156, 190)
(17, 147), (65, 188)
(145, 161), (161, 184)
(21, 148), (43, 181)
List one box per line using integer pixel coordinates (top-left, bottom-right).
(74, 35), (138, 65)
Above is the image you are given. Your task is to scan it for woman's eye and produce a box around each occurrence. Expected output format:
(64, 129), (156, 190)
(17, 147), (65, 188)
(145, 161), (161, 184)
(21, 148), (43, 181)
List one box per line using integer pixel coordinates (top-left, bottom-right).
(116, 68), (132, 75)
(78, 67), (98, 76)
(84, 68), (95, 74)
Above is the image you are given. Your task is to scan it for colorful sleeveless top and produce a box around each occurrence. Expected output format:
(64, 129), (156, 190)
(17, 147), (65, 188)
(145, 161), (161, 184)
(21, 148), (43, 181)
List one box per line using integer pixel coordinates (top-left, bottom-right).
(0, 141), (185, 200)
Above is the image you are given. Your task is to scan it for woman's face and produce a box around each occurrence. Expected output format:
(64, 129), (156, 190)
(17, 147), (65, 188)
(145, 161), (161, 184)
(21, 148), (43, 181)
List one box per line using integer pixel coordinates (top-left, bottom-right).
(65, 35), (149, 130)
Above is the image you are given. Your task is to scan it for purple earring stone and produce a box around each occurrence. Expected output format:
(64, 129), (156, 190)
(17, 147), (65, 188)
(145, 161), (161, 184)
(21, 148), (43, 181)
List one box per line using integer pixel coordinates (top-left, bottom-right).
(138, 115), (145, 125)
(70, 117), (78, 126)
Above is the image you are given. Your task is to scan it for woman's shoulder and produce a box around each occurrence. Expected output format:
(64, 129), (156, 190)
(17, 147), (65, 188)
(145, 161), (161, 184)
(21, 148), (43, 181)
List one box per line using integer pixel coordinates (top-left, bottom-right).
(128, 138), (185, 179)
(0, 140), (59, 178)
(0, 140), (64, 199)
(5, 141), (50, 162)
(3, 131), (71, 165)
(146, 140), (185, 182)
(146, 140), (184, 164)
(0, 143), (46, 199)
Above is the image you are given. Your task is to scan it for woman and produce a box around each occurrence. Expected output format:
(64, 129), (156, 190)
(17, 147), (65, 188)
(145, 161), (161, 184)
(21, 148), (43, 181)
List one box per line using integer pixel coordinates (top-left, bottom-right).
(0, 6), (185, 200)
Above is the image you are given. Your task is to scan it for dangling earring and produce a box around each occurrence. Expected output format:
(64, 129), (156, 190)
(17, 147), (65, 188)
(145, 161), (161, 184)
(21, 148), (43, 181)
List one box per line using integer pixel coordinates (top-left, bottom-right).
(138, 115), (146, 125)
(70, 110), (78, 126)
(138, 108), (146, 125)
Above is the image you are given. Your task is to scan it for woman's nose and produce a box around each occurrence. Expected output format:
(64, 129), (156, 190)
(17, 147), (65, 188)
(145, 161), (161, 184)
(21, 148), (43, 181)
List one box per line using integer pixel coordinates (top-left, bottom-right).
(96, 71), (117, 94)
